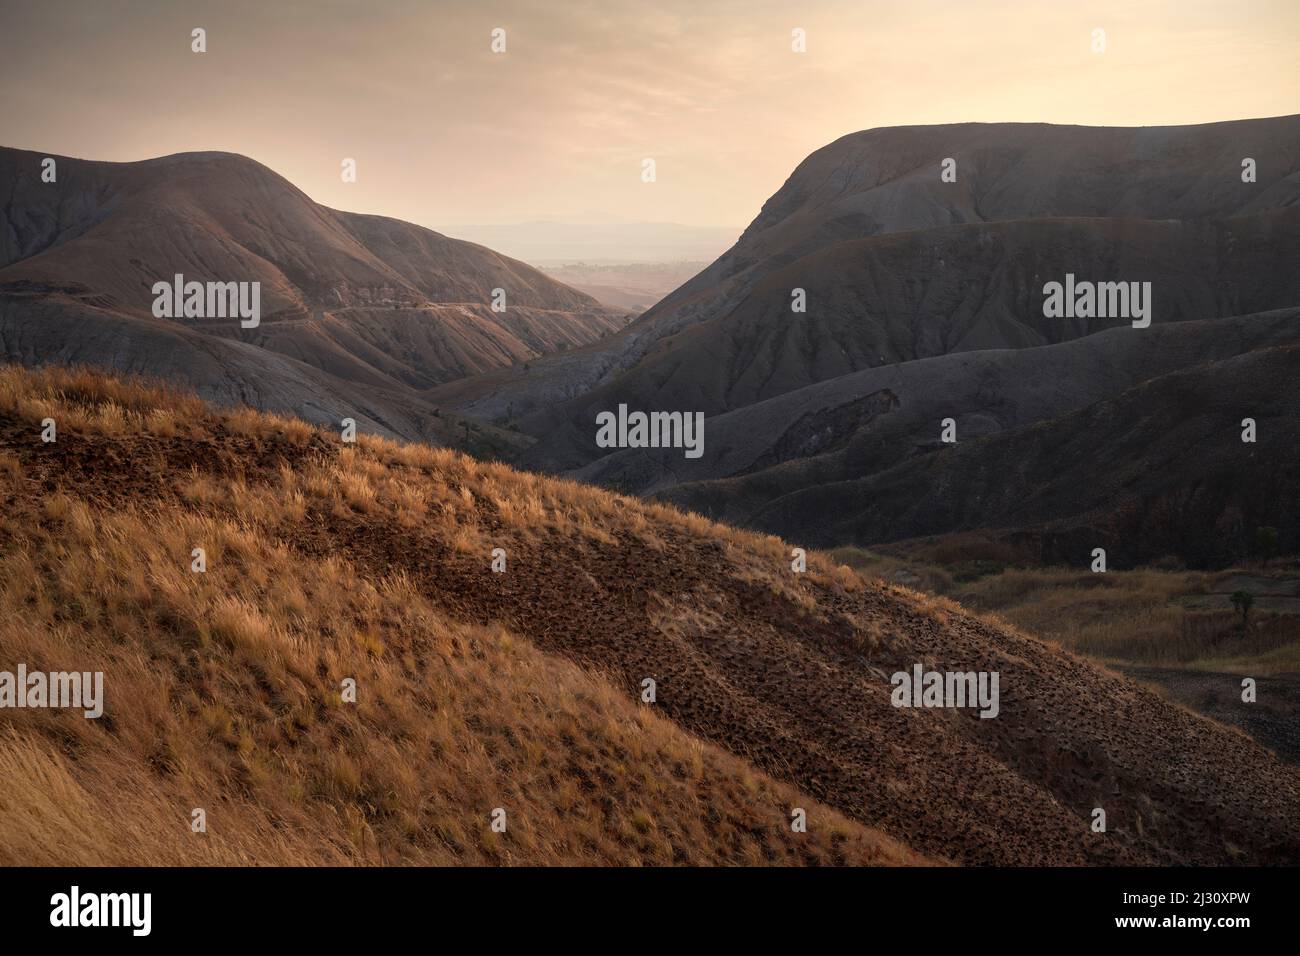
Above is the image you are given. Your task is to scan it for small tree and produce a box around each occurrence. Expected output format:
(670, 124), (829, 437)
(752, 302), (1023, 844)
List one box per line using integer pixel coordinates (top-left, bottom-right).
(1230, 590), (1254, 630)
(1255, 526), (1279, 567)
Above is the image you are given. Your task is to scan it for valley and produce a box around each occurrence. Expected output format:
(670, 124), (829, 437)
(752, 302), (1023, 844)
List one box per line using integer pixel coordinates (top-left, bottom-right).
(3, 114), (1298, 869)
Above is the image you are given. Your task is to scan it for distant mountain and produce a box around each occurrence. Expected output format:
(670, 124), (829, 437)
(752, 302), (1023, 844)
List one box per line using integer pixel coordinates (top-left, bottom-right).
(539, 261), (714, 312)
(0, 147), (627, 444)
(433, 115), (1300, 563)
(446, 221), (739, 265)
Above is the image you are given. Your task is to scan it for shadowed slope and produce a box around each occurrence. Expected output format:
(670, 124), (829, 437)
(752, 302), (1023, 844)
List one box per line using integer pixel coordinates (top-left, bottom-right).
(514, 212), (1300, 472)
(579, 307), (1300, 567)
(434, 115), (1300, 436)
(683, 341), (1300, 569)
(575, 307), (1300, 495)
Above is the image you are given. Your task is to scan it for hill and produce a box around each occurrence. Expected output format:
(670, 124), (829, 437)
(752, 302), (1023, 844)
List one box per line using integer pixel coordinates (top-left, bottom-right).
(1, 364), (1296, 865)
(434, 115), (1300, 432)
(656, 337), (1300, 568)
(429, 116), (1300, 565)
(0, 146), (627, 448)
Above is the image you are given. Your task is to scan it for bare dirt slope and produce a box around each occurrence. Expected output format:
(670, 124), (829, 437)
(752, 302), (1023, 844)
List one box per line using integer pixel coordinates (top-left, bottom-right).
(0, 146), (628, 405)
(661, 341), (1300, 569)
(514, 209), (1300, 469)
(441, 118), (1300, 567)
(0, 295), (531, 458)
(2, 365), (1296, 865)
(575, 307), (1300, 495)
(435, 115), (1300, 433)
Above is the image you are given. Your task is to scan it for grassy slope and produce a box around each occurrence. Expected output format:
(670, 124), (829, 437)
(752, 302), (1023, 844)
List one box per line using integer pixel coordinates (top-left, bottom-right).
(0, 366), (920, 866)
(2, 366), (1297, 867)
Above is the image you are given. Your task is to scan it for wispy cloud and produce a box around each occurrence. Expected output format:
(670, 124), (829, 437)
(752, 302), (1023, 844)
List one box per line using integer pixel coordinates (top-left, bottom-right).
(2, 0), (1296, 229)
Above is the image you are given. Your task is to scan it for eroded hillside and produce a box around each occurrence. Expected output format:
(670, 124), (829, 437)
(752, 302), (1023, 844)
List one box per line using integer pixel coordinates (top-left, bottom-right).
(0, 146), (628, 444)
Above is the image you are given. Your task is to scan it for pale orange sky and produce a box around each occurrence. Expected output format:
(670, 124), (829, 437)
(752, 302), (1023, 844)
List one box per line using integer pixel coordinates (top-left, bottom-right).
(2, 0), (1297, 231)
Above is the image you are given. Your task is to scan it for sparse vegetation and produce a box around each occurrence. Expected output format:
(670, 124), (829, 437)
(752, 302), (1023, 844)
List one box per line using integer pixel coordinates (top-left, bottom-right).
(831, 543), (1300, 674)
(1231, 590), (1255, 630)
(1256, 526), (1279, 567)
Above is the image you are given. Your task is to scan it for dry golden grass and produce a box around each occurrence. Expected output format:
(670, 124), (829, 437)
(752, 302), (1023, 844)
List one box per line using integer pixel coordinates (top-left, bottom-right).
(0, 364), (207, 439)
(832, 545), (1300, 674)
(0, 365), (925, 867)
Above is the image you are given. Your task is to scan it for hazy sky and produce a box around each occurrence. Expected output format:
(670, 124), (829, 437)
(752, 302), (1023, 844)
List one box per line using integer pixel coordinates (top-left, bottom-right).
(2, 0), (1297, 232)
